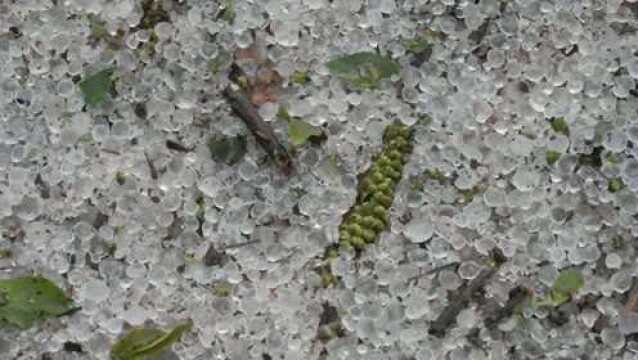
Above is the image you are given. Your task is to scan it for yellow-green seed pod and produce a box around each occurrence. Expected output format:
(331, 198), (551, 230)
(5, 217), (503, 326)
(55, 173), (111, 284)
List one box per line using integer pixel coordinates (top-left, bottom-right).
(373, 205), (387, 218)
(325, 121), (414, 259)
(361, 215), (377, 228)
(351, 236), (366, 249)
(386, 168), (402, 181)
(320, 269), (336, 287)
(389, 159), (403, 172)
(358, 203), (373, 216)
(371, 170), (386, 183)
(373, 192), (393, 208)
(391, 137), (409, 151)
(377, 155), (393, 168)
(347, 223), (364, 237)
(376, 179), (393, 194)
(383, 126), (401, 142)
(361, 229), (376, 243)
(371, 218), (385, 232)
(350, 213), (363, 224)
(379, 164), (393, 176)
(325, 247), (339, 259)
(340, 241), (354, 253)
(360, 178), (374, 193)
(387, 149), (404, 162)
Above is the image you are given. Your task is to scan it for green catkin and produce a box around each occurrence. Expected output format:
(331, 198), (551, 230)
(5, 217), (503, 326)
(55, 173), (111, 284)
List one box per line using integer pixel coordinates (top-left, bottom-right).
(317, 121), (413, 287)
(330, 121), (413, 258)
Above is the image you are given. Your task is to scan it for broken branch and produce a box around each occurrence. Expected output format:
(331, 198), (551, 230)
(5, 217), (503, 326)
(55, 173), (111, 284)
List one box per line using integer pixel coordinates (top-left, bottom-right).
(222, 84), (293, 175)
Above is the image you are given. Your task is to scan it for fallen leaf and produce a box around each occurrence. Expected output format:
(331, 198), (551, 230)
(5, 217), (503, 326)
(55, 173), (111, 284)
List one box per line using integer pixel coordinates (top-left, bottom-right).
(231, 40), (283, 106)
(288, 118), (324, 147)
(326, 51), (400, 89)
(218, 0), (235, 24)
(249, 67), (283, 106)
(111, 320), (192, 360)
(79, 68), (115, 106)
(290, 69), (310, 85)
(549, 269), (584, 306)
(0, 275), (77, 329)
(208, 135), (247, 166)
(549, 117), (570, 136)
(546, 150), (561, 166)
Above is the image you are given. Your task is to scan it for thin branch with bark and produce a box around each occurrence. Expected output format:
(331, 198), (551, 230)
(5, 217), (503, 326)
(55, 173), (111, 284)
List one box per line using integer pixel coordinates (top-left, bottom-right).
(222, 84), (294, 175)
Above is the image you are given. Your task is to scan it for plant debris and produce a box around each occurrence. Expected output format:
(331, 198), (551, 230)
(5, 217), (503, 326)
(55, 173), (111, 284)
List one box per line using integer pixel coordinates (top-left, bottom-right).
(0, 275), (78, 329)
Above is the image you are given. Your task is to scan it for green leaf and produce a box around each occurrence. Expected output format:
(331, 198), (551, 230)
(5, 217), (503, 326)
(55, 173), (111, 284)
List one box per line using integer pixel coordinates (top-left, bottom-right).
(404, 28), (444, 54)
(79, 68), (115, 106)
(111, 320), (193, 360)
(549, 117), (569, 136)
(208, 135), (247, 166)
(403, 36), (432, 54)
(212, 280), (232, 297)
(545, 150), (561, 165)
(290, 69), (310, 85)
(606, 152), (621, 164)
(550, 269), (584, 306)
(219, 0), (235, 24)
(0, 275), (77, 329)
(548, 291), (570, 306)
(608, 177), (625, 193)
(288, 118), (324, 147)
(326, 52), (400, 89)
(277, 106), (292, 121)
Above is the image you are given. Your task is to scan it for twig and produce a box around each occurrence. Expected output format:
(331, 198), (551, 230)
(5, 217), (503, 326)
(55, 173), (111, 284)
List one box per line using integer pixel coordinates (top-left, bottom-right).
(102, 148), (121, 155)
(166, 140), (192, 152)
(223, 63), (294, 175)
(221, 239), (261, 250)
(483, 286), (530, 330)
(223, 85), (293, 175)
(429, 266), (498, 337)
(203, 239), (261, 267)
(144, 152), (158, 180)
(408, 262), (459, 285)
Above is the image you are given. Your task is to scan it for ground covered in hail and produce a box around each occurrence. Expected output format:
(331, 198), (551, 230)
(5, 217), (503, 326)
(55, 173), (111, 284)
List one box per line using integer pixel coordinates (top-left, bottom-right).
(2, 0), (638, 359)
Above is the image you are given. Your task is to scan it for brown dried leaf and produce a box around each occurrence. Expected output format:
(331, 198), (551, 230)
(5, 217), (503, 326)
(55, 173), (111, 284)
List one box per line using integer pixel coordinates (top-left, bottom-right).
(231, 38), (283, 107)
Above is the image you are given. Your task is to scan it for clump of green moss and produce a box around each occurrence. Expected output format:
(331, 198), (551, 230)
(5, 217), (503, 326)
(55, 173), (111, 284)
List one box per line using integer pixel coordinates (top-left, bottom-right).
(327, 122), (413, 256)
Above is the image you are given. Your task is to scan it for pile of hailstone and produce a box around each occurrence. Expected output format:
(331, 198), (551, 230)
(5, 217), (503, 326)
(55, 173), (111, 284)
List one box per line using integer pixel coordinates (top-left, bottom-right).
(2, 0), (638, 359)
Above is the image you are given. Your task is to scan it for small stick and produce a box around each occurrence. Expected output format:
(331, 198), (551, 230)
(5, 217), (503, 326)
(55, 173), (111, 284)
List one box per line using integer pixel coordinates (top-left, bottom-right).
(166, 140), (192, 152)
(429, 267), (498, 337)
(144, 152), (158, 180)
(408, 262), (459, 285)
(483, 286), (530, 330)
(223, 84), (293, 175)
(102, 148), (121, 155)
(221, 239), (261, 250)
